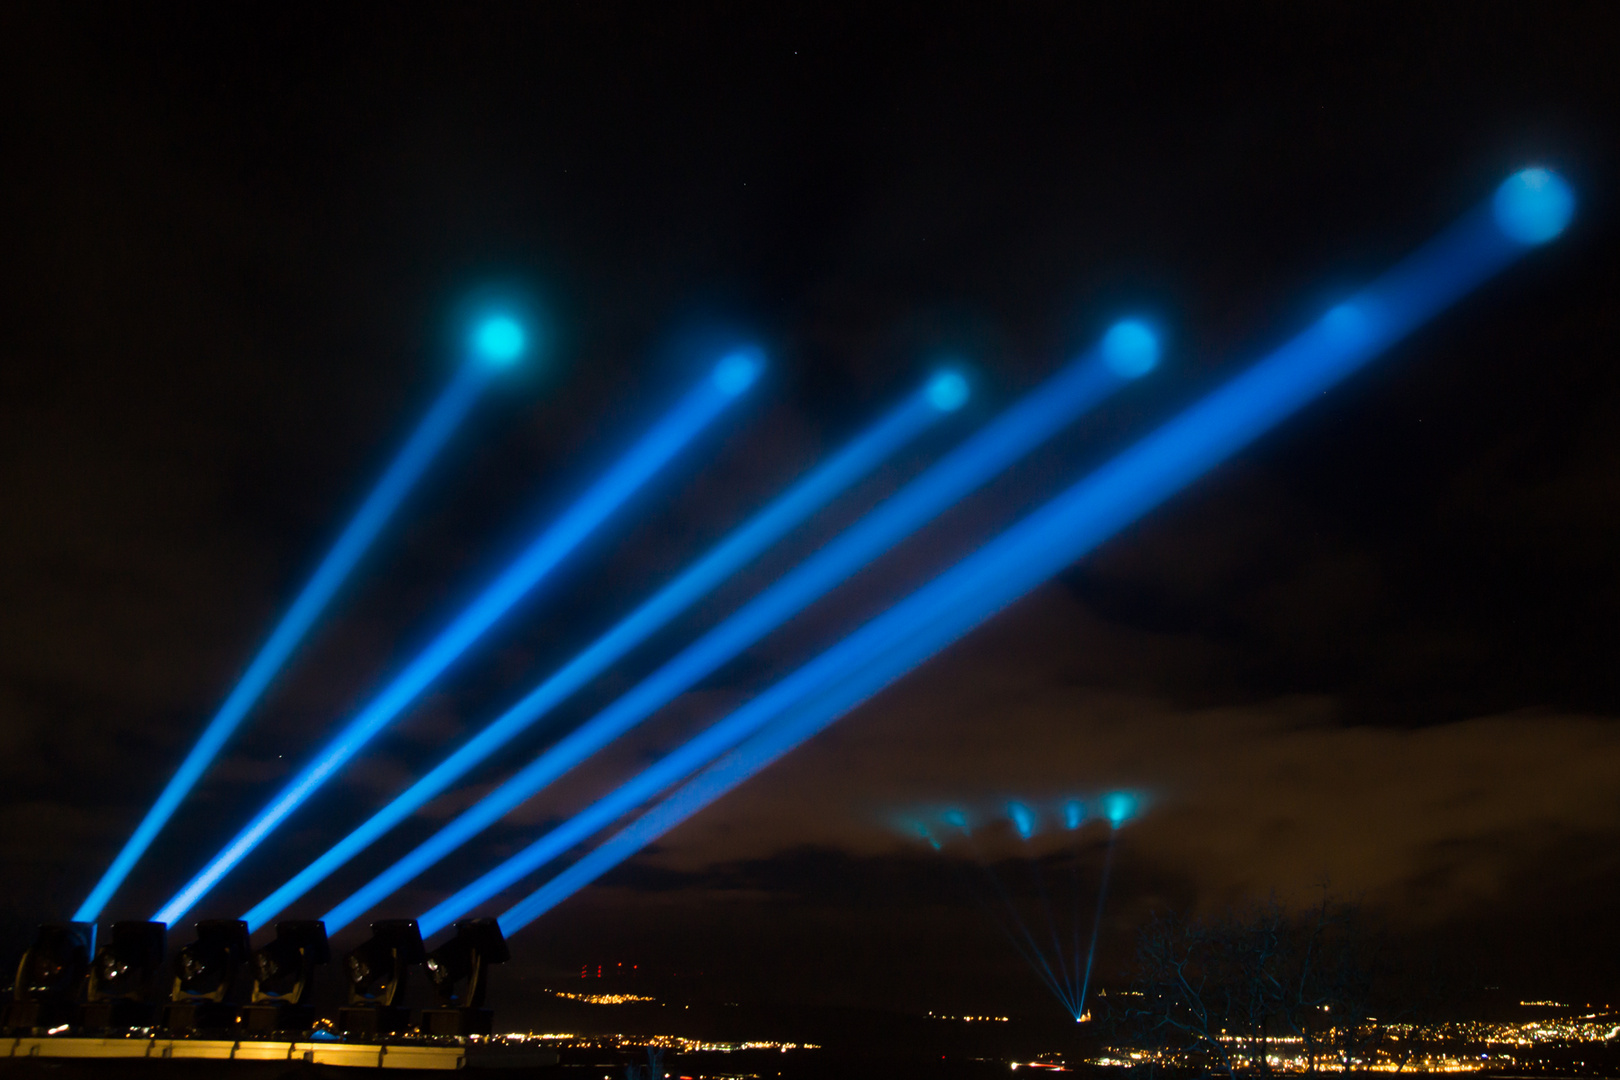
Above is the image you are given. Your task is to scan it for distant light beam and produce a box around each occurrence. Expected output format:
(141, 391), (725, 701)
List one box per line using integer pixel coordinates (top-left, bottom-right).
(494, 168), (1573, 936)
(1076, 829), (1118, 1023)
(241, 369), (965, 930)
(327, 322), (1157, 933)
(152, 350), (761, 926)
(75, 356), (500, 923)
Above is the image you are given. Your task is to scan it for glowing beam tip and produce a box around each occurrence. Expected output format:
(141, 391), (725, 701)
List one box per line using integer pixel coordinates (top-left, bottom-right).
(1493, 168), (1574, 245)
(711, 348), (764, 395)
(471, 315), (527, 367)
(907, 821), (943, 851)
(1101, 319), (1159, 379)
(925, 369), (971, 412)
(1063, 799), (1085, 831)
(1102, 792), (1136, 828)
(1008, 801), (1037, 839)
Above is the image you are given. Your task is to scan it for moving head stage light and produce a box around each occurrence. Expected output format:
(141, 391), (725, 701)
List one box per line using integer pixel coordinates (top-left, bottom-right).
(420, 919), (509, 1036)
(164, 920), (251, 1033)
(242, 920), (329, 1035)
(3, 923), (93, 1034)
(339, 919), (426, 1037)
(80, 921), (166, 1033)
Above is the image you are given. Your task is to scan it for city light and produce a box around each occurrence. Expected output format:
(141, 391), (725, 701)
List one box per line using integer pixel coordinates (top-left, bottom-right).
(547, 991), (657, 1005)
(242, 369), (965, 930)
(330, 321), (1157, 934)
(153, 351), (761, 925)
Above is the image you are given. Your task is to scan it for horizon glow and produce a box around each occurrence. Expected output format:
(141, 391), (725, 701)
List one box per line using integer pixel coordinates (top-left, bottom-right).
(327, 321), (1158, 933)
(152, 352), (760, 926)
(241, 372), (964, 930)
(491, 168), (1573, 937)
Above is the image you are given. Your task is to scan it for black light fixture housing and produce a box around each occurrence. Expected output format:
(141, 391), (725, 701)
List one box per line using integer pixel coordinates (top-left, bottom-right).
(421, 918), (509, 1036)
(242, 920), (329, 1035)
(3, 923), (93, 1034)
(79, 921), (166, 1032)
(163, 919), (250, 1033)
(337, 919), (424, 1036)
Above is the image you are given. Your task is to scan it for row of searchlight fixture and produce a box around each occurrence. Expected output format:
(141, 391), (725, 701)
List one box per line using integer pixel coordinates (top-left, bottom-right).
(4, 917), (505, 1038)
(4, 166), (1576, 1039)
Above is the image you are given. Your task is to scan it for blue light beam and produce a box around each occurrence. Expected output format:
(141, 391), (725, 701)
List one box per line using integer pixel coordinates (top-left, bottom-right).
(1020, 826), (1078, 1011)
(76, 358), (500, 923)
(152, 350), (760, 925)
(240, 369), (966, 930)
(325, 323), (1157, 933)
(949, 829), (1078, 1016)
(493, 168), (1572, 936)
(1076, 829), (1118, 1023)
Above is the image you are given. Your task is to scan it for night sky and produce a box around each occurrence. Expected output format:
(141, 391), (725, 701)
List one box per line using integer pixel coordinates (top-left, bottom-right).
(3, 3), (1619, 1027)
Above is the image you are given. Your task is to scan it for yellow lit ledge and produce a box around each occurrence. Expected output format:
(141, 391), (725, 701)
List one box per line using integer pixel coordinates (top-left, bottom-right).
(3, 1036), (558, 1071)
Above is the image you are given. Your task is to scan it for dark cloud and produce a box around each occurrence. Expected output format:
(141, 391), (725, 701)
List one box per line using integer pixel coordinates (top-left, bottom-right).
(615, 588), (1620, 910)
